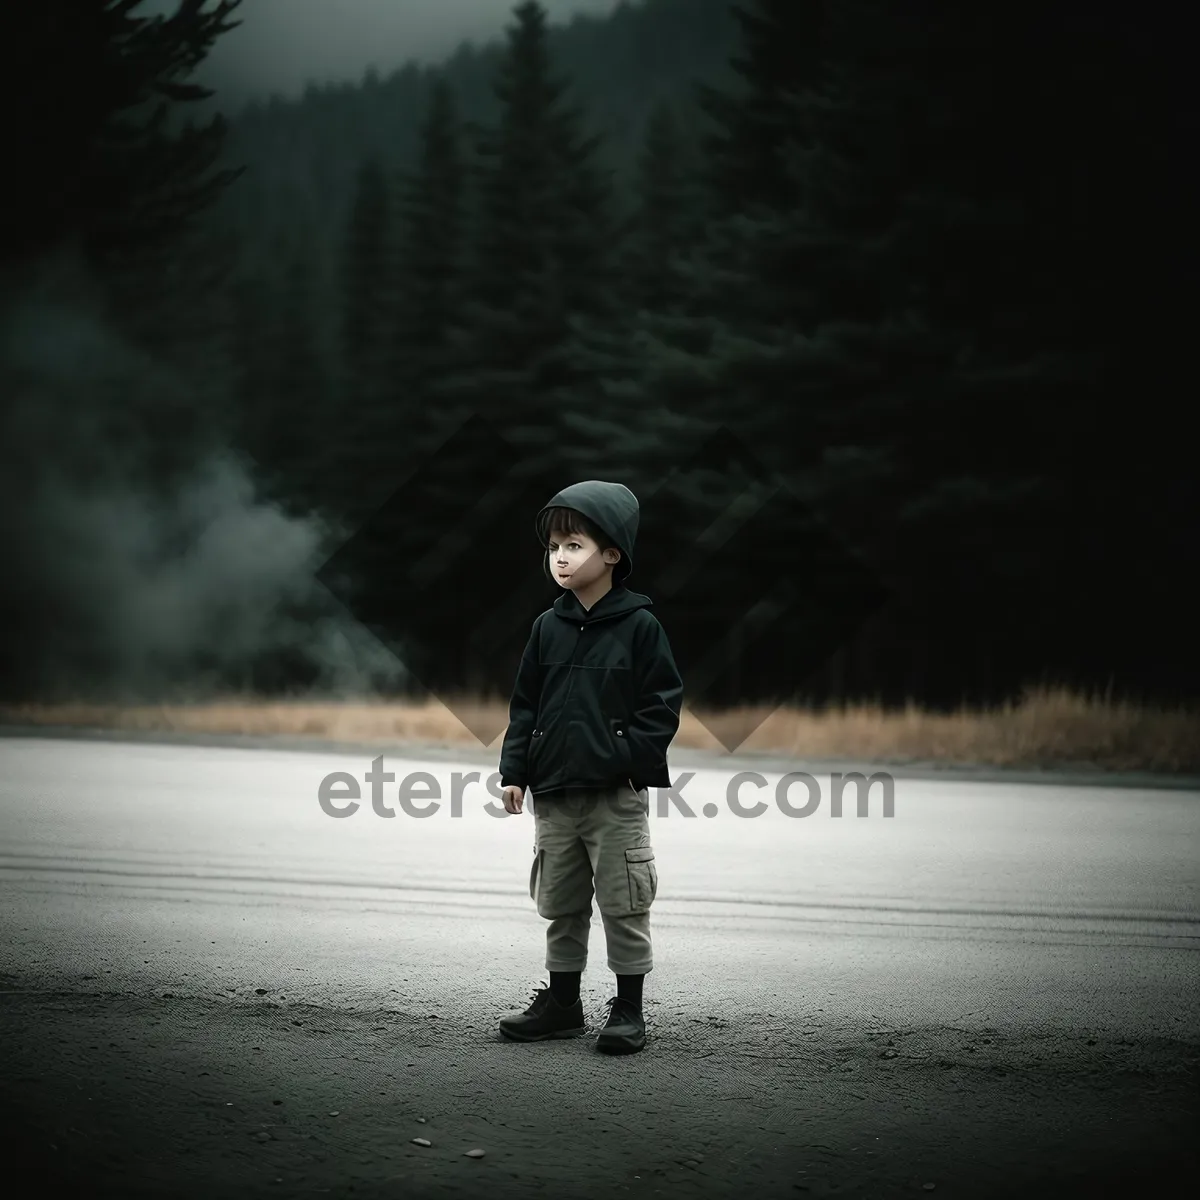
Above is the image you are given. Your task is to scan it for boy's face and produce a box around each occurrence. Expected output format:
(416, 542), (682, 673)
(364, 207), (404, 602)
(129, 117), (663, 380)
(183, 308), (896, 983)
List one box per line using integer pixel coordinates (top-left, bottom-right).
(548, 526), (620, 591)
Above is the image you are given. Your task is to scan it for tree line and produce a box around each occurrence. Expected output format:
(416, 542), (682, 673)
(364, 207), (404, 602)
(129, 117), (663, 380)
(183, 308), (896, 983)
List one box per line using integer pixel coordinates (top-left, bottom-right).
(2, 0), (1195, 711)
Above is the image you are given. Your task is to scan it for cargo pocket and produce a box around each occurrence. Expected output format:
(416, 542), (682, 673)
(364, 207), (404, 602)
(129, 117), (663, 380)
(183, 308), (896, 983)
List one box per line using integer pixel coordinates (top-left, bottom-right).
(624, 846), (657, 913)
(529, 847), (544, 904)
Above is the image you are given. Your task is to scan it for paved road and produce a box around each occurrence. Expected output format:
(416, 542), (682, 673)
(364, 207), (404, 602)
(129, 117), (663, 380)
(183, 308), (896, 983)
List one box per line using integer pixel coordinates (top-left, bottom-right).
(1, 733), (1197, 1198)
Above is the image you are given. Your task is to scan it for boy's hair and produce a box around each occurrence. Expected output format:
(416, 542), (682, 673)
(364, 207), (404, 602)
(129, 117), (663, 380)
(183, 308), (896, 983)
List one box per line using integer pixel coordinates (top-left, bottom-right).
(537, 506), (621, 568)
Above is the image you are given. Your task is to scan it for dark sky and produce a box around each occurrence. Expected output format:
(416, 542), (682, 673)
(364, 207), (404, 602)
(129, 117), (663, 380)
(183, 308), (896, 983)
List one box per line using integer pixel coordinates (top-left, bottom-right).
(144, 0), (619, 102)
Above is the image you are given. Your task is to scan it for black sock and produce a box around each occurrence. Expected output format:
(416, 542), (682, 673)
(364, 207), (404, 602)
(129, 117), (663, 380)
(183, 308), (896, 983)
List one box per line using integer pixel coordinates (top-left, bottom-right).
(549, 970), (581, 1006)
(616, 972), (644, 1008)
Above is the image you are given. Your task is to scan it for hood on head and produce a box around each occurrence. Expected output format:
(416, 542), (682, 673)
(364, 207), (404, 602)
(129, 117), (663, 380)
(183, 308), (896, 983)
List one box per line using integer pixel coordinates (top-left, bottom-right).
(536, 480), (640, 585)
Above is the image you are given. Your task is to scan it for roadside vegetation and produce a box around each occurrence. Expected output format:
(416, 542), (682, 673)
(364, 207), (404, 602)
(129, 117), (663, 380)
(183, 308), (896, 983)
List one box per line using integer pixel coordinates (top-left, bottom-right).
(3, 685), (1197, 773)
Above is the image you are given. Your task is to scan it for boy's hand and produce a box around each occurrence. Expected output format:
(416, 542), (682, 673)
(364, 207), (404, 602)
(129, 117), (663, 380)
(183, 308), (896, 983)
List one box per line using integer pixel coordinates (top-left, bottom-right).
(502, 785), (525, 815)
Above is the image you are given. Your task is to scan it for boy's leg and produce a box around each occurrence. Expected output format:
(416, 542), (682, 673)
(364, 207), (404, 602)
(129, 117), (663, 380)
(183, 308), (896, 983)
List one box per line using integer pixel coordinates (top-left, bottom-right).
(583, 784), (656, 977)
(581, 784), (654, 1052)
(531, 793), (595, 973)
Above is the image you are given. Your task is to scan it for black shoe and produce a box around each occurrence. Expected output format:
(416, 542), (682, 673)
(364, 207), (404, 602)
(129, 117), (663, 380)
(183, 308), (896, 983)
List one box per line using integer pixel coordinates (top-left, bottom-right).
(499, 982), (586, 1042)
(595, 995), (646, 1054)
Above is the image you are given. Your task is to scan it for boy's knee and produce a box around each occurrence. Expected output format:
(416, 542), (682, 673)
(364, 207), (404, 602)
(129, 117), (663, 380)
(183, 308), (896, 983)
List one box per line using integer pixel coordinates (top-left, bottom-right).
(532, 849), (595, 918)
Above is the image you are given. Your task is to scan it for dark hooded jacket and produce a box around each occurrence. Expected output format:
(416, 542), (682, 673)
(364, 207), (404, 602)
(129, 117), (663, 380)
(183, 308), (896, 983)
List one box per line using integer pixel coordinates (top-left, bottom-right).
(499, 480), (683, 797)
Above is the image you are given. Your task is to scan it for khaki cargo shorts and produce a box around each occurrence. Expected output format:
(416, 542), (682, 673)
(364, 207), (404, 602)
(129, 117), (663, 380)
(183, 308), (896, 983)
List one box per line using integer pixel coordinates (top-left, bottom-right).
(528, 783), (657, 919)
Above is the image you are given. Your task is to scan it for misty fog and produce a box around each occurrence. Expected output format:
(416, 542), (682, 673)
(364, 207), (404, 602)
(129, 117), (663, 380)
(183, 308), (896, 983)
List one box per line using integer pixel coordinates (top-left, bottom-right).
(0, 247), (412, 703)
(143, 0), (621, 102)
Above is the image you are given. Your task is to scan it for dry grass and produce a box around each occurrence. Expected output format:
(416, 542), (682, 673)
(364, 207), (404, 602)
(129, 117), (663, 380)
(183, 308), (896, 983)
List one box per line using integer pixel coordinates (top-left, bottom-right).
(3, 685), (1198, 773)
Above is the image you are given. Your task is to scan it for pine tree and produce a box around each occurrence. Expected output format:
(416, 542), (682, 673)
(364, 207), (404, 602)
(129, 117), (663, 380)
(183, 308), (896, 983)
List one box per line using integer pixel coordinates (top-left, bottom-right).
(2, 0), (250, 509)
(4, 0), (246, 273)
(590, 0), (918, 704)
(236, 237), (333, 516)
(319, 77), (473, 661)
(605, 0), (839, 479)
(620, 98), (707, 313)
(695, 0), (826, 219)
(674, 0), (1187, 705)
(434, 0), (619, 462)
(389, 78), (467, 459)
(324, 155), (397, 518)
(229, 268), (277, 465)
(277, 248), (333, 506)
(340, 155), (392, 409)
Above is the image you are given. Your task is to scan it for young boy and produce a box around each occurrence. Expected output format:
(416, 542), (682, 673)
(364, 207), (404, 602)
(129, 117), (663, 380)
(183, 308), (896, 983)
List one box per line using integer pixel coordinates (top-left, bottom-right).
(497, 480), (683, 1054)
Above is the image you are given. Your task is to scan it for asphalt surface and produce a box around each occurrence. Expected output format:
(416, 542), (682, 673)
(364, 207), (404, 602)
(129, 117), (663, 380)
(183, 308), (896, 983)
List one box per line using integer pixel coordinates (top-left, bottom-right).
(1, 729), (1197, 1198)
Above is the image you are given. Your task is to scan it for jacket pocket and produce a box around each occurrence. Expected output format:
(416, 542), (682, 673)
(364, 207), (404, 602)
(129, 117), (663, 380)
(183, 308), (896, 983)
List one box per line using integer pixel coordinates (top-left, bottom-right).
(624, 846), (657, 913)
(610, 718), (633, 775)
